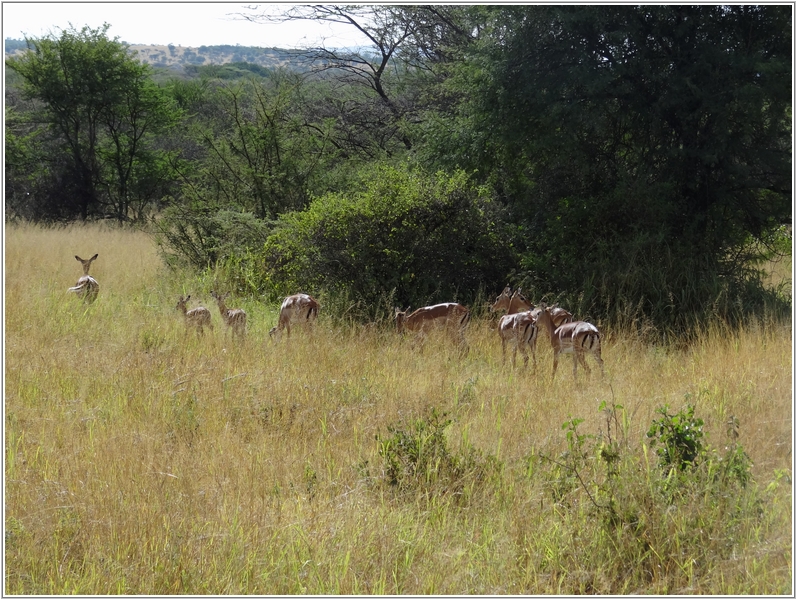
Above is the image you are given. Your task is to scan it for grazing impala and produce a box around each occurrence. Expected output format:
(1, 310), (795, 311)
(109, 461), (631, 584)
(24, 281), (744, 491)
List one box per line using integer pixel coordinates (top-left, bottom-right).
(269, 293), (319, 341)
(497, 310), (538, 368)
(535, 304), (604, 380)
(176, 295), (213, 335)
(394, 302), (470, 349)
(490, 286), (534, 315)
(210, 291), (247, 340)
(67, 254), (100, 303)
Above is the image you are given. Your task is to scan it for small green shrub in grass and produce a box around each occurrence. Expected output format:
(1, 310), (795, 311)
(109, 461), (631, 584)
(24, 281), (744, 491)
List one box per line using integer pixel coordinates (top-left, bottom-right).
(530, 403), (765, 593)
(646, 403), (705, 473)
(375, 407), (501, 502)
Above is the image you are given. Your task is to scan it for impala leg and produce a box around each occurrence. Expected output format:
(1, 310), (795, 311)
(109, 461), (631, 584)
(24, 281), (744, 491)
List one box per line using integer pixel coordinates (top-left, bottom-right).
(576, 350), (590, 379)
(593, 349), (605, 377)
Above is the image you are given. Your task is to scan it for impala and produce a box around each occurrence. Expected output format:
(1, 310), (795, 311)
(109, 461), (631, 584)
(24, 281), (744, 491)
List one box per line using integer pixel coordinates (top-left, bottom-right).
(176, 295), (213, 335)
(535, 304), (604, 380)
(269, 293), (319, 341)
(497, 310), (538, 368)
(490, 286), (533, 315)
(394, 302), (470, 349)
(530, 305), (574, 328)
(67, 254), (100, 303)
(210, 291), (247, 340)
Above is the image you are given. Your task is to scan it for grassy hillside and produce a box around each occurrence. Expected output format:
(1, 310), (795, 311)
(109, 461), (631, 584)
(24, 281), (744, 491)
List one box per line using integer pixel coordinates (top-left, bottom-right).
(5, 222), (792, 594)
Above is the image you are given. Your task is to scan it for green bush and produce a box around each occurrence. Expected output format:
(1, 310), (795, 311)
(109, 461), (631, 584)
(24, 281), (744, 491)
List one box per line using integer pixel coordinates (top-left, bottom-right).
(260, 163), (517, 314)
(375, 407), (500, 502)
(646, 404), (705, 474)
(154, 205), (272, 270)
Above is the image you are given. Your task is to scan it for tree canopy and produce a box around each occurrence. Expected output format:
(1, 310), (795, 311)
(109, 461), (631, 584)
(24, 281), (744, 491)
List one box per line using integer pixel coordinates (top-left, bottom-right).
(6, 24), (182, 221)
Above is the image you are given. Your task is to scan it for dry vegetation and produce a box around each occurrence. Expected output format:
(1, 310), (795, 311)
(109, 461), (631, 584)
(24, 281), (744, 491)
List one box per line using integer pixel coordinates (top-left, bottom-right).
(5, 222), (792, 594)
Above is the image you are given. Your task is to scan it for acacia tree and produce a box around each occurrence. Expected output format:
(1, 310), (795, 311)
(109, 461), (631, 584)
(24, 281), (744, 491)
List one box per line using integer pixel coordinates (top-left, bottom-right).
(237, 5), (477, 157)
(6, 24), (181, 221)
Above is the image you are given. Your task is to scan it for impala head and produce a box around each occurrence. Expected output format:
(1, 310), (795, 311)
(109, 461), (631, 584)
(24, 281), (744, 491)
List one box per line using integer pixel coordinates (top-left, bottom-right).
(510, 288), (534, 313)
(394, 306), (410, 333)
(550, 305), (574, 325)
(176, 295), (191, 314)
(75, 253), (98, 275)
(534, 302), (556, 326)
(490, 286), (512, 313)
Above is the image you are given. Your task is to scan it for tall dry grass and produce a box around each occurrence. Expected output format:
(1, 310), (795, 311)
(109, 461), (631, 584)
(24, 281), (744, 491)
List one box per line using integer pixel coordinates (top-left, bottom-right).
(5, 222), (792, 594)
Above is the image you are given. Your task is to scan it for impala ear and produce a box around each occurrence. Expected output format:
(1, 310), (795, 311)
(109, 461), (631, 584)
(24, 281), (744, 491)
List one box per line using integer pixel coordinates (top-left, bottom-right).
(90, 253), (98, 261)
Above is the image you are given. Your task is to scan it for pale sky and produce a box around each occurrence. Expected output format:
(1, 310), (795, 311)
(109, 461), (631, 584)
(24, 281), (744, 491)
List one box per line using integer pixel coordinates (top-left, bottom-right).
(3, 2), (371, 48)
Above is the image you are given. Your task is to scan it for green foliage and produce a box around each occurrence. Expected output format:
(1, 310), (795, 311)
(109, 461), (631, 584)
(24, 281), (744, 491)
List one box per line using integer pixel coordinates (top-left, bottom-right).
(153, 205), (271, 270)
(6, 24), (182, 221)
(646, 404), (705, 473)
(534, 403), (763, 592)
(260, 163), (517, 312)
(375, 407), (500, 501)
(419, 5), (792, 332)
(185, 62), (274, 80)
(5, 8), (790, 336)
(164, 71), (337, 219)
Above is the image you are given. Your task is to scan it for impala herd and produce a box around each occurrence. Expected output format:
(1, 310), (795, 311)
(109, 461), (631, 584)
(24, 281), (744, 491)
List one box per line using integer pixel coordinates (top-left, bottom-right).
(67, 254), (604, 379)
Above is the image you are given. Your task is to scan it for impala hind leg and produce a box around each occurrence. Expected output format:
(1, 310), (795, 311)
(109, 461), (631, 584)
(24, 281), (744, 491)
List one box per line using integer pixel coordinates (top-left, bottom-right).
(574, 350), (591, 380)
(592, 349), (605, 377)
(519, 342), (529, 368)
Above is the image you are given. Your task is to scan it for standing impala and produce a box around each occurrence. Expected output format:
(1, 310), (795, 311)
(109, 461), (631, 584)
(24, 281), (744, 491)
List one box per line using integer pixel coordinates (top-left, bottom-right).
(394, 302), (470, 350)
(176, 295), (213, 335)
(67, 254), (100, 303)
(535, 304), (604, 380)
(269, 293), (319, 341)
(210, 291), (247, 340)
(497, 310), (538, 369)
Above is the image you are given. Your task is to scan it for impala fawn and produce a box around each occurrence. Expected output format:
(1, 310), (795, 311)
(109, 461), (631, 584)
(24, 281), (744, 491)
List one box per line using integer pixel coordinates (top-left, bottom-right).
(176, 295), (213, 335)
(67, 254), (100, 303)
(210, 291), (247, 340)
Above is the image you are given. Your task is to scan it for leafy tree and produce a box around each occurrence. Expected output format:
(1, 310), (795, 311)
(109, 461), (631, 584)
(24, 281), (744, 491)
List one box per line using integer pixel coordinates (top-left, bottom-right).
(237, 6), (478, 158)
(6, 24), (182, 221)
(419, 5), (792, 329)
(155, 69), (347, 268)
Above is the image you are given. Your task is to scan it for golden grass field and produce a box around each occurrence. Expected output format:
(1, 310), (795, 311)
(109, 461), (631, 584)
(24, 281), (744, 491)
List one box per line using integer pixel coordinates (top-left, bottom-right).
(5, 222), (793, 594)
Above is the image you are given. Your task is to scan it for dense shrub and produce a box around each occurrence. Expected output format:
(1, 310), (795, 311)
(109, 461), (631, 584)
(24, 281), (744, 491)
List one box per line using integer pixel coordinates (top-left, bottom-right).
(154, 205), (272, 269)
(260, 163), (518, 314)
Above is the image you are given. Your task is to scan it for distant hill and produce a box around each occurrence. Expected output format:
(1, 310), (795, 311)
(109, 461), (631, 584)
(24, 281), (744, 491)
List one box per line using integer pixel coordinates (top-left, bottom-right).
(5, 39), (307, 71)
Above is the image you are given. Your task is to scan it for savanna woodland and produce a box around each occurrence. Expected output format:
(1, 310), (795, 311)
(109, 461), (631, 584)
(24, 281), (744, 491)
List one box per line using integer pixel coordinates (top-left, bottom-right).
(5, 5), (793, 595)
